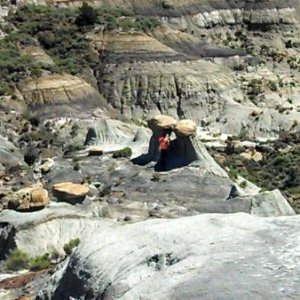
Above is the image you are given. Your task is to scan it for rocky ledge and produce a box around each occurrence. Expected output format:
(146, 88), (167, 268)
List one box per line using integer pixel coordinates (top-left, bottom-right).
(36, 212), (300, 300)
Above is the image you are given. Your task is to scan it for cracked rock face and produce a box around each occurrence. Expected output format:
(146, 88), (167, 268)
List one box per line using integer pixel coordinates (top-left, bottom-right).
(36, 213), (300, 300)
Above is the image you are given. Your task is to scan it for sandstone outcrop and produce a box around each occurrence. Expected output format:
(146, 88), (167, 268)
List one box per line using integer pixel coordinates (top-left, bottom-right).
(81, 1), (300, 139)
(20, 47), (54, 65)
(17, 74), (107, 117)
(88, 30), (182, 62)
(240, 149), (263, 162)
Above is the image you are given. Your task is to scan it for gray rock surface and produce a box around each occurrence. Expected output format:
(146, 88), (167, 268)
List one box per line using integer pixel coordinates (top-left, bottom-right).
(0, 136), (24, 169)
(251, 189), (296, 217)
(0, 185), (294, 260)
(37, 213), (300, 300)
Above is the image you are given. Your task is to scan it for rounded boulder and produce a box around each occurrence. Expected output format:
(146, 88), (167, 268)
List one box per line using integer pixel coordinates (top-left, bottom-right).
(174, 119), (197, 137)
(147, 115), (177, 131)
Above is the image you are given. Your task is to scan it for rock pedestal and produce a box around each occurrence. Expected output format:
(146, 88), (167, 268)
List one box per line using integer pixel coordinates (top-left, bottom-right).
(133, 114), (227, 175)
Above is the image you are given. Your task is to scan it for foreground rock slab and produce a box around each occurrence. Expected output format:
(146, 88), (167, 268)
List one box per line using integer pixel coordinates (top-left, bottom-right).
(37, 213), (300, 300)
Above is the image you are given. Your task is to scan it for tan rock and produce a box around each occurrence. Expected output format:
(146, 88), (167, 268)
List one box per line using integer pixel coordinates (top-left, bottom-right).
(20, 46), (54, 65)
(31, 189), (49, 207)
(88, 31), (176, 55)
(174, 119), (197, 137)
(17, 74), (103, 108)
(8, 187), (49, 211)
(148, 115), (177, 130)
(52, 182), (89, 204)
(240, 150), (263, 162)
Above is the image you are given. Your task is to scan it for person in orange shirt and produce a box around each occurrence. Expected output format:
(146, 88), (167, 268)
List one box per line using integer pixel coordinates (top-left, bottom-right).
(158, 132), (170, 170)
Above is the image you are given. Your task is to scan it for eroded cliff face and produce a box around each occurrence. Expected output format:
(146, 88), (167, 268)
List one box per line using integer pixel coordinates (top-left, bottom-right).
(2, 0), (299, 137)
(78, 1), (300, 138)
(17, 74), (108, 117)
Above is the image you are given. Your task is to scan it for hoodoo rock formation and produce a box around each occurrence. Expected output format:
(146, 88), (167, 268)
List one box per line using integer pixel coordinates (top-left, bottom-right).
(134, 114), (227, 176)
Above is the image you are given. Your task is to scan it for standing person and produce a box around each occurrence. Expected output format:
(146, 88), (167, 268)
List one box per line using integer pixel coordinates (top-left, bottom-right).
(158, 132), (170, 170)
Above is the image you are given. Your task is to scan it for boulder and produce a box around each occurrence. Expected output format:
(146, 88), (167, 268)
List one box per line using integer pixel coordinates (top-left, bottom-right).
(174, 119), (197, 137)
(8, 187), (49, 212)
(31, 189), (49, 207)
(40, 158), (55, 174)
(52, 182), (89, 204)
(147, 115), (177, 131)
(240, 150), (263, 162)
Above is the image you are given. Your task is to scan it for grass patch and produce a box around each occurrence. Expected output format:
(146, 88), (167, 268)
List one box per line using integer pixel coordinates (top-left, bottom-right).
(29, 253), (51, 271)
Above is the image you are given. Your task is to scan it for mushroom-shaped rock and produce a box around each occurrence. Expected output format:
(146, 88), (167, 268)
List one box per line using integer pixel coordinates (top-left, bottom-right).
(52, 182), (89, 204)
(8, 187), (49, 212)
(174, 119), (197, 137)
(147, 115), (177, 131)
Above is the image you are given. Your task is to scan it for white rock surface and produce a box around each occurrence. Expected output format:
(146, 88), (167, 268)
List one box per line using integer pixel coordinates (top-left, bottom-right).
(37, 213), (300, 299)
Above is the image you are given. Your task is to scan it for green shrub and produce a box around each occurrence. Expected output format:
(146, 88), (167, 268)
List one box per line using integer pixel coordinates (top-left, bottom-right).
(22, 110), (40, 126)
(73, 162), (80, 171)
(247, 79), (262, 97)
(8, 5), (92, 77)
(268, 81), (278, 92)
(29, 253), (51, 271)
(6, 249), (29, 271)
(228, 168), (239, 180)
(273, 154), (291, 166)
(4, 4), (160, 82)
(75, 3), (98, 26)
(63, 238), (80, 255)
(287, 186), (300, 194)
(112, 147), (132, 158)
(0, 85), (13, 96)
(239, 181), (247, 188)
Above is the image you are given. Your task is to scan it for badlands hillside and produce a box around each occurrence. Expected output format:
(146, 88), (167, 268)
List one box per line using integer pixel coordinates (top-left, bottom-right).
(0, 0), (300, 299)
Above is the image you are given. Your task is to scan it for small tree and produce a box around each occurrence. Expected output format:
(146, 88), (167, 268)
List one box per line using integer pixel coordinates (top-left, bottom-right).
(75, 3), (98, 26)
